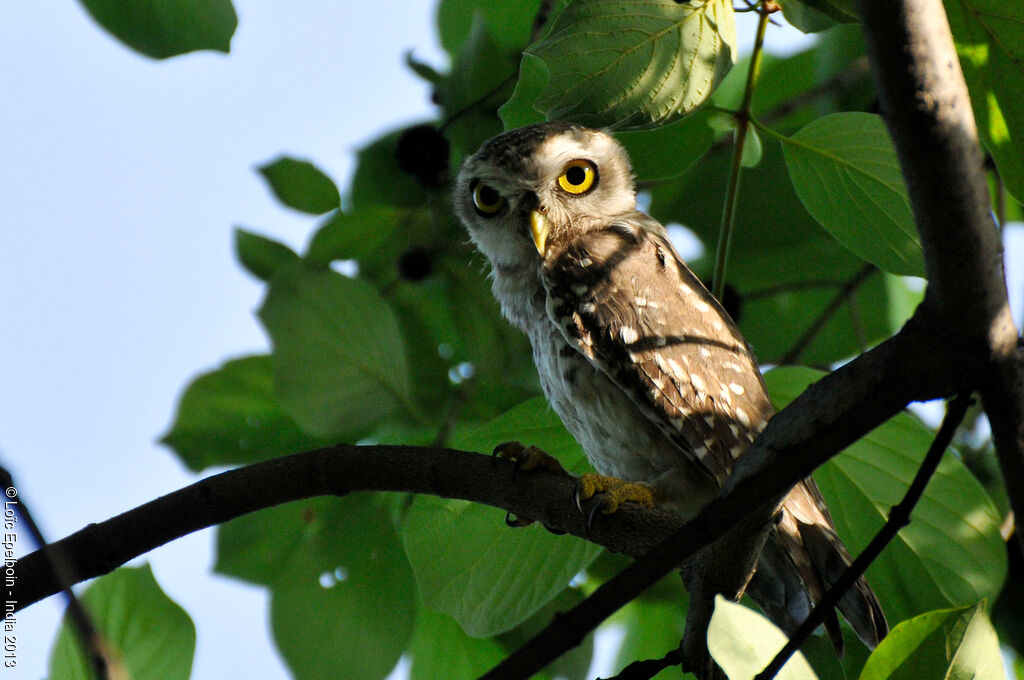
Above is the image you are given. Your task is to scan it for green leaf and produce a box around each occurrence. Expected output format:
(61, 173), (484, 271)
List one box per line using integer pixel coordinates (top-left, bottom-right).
(305, 207), (403, 266)
(437, 0), (543, 54)
(77, 0), (236, 59)
(617, 109), (716, 181)
(496, 587), (596, 680)
(708, 597), (818, 680)
(258, 157), (341, 215)
(860, 603), (1004, 680)
(439, 14), (518, 153)
(741, 126), (763, 168)
(528, 0), (737, 129)
(765, 367), (1008, 626)
(351, 127), (433, 210)
(409, 606), (506, 680)
(258, 261), (416, 439)
(234, 228), (300, 281)
(389, 256), (538, 423)
(404, 398), (599, 637)
(779, 113), (925, 277)
(615, 599), (687, 679)
(49, 565), (195, 680)
(945, 0), (1024, 203)
(780, 0), (857, 33)
(403, 496), (600, 637)
(216, 495), (416, 680)
(161, 355), (334, 471)
(450, 396), (592, 473)
(499, 53), (550, 130)
(405, 50), (444, 84)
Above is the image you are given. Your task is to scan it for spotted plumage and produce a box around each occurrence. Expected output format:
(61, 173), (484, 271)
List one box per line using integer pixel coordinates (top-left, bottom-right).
(454, 121), (887, 651)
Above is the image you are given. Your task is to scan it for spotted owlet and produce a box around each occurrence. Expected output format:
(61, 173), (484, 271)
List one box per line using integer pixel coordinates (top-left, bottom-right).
(454, 121), (887, 653)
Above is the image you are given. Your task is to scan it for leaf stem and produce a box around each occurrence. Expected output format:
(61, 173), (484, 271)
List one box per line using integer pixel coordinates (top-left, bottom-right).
(712, 2), (771, 301)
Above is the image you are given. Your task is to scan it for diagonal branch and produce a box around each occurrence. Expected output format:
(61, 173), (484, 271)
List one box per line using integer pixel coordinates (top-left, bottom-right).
(755, 391), (973, 680)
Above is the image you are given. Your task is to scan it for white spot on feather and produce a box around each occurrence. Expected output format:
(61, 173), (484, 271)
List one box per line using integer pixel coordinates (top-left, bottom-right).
(620, 326), (639, 344)
(729, 382), (745, 395)
(666, 358), (687, 381)
(735, 407), (751, 428)
(690, 373), (707, 393)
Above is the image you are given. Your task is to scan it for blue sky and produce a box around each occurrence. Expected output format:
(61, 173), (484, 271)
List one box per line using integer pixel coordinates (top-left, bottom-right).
(2, 3), (1020, 680)
(2, 3), (443, 678)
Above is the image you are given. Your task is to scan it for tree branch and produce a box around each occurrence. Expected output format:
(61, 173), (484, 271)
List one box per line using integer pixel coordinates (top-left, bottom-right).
(854, 0), (1024, 553)
(14, 445), (685, 612)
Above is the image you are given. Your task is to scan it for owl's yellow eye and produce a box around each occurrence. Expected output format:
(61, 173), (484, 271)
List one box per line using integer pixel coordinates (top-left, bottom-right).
(471, 181), (505, 216)
(557, 160), (597, 194)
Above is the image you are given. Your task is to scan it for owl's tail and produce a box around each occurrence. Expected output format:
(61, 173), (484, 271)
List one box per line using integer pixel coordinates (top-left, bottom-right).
(745, 480), (888, 655)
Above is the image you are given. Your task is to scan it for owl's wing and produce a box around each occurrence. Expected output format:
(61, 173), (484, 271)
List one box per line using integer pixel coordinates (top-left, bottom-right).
(541, 215), (887, 650)
(541, 215), (769, 483)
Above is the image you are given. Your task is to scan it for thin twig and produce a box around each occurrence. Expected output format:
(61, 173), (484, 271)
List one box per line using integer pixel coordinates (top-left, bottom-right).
(1, 465), (113, 680)
(743, 279), (845, 300)
(778, 264), (876, 365)
(712, 1), (770, 301)
(754, 391), (973, 680)
(605, 648), (682, 680)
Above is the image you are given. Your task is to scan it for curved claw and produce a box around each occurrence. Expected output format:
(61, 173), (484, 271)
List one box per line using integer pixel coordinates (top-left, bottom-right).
(573, 485), (586, 514)
(504, 511), (534, 528)
(587, 499), (606, 529)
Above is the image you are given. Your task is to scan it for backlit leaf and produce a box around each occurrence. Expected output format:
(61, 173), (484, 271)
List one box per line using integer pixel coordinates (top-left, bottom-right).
(945, 0), (1024, 202)
(780, 113), (924, 276)
(529, 0), (737, 129)
(258, 261), (415, 439)
(49, 565), (195, 680)
(258, 157), (341, 216)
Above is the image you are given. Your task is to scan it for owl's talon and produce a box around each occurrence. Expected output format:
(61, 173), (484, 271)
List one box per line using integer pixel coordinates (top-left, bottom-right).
(493, 441), (569, 480)
(574, 473), (656, 521)
(573, 486), (585, 514)
(505, 511), (534, 528)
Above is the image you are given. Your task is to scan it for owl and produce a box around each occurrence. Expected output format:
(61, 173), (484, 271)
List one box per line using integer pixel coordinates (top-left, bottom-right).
(453, 121), (887, 654)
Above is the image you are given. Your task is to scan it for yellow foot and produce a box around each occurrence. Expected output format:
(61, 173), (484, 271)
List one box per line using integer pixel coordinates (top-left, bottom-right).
(493, 441), (570, 528)
(493, 441), (570, 478)
(575, 473), (656, 518)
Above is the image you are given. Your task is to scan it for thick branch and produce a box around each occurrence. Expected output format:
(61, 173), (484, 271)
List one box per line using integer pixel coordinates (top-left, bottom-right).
(14, 445), (684, 611)
(855, 0), (1024, 551)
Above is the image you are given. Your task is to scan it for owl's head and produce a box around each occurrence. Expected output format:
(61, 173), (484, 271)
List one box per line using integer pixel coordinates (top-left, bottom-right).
(454, 122), (636, 268)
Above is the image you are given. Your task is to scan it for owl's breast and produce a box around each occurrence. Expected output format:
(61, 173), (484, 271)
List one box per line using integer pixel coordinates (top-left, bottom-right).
(528, 317), (684, 483)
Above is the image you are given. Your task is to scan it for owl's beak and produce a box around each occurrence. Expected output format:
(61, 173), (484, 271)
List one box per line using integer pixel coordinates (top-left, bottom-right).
(530, 210), (551, 256)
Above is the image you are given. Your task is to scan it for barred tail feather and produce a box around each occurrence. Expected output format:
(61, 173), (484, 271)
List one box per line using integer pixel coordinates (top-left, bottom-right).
(745, 482), (888, 655)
